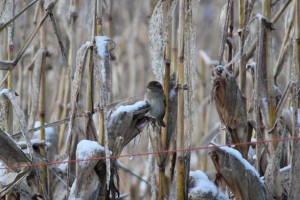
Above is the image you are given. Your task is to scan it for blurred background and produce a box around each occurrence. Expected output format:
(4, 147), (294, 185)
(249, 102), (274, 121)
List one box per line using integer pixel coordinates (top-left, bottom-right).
(0, 0), (293, 198)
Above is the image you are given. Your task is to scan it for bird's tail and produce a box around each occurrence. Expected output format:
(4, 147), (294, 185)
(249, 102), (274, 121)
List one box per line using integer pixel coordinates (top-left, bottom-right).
(158, 119), (166, 127)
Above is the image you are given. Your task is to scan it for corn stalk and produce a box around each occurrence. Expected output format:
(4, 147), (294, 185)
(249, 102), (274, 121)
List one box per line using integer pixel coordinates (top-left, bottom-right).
(227, 0), (234, 73)
(95, 0), (105, 145)
(288, 0), (300, 199)
(37, 0), (48, 195)
(169, 1), (178, 183)
(6, 0), (14, 135)
(4, 1), (14, 199)
(263, 0), (277, 153)
(156, 0), (172, 199)
(297, 0), (300, 96)
(253, 2), (276, 171)
(107, 0), (114, 38)
(177, 0), (186, 199)
(86, 0), (99, 116)
(238, 0), (246, 94)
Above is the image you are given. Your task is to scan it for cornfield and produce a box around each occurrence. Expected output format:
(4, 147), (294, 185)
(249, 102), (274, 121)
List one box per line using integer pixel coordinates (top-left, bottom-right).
(0, 0), (299, 200)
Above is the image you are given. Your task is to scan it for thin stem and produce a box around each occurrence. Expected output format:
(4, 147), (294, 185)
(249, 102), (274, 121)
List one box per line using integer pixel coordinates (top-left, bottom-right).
(96, 0), (105, 145)
(238, 0), (246, 94)
(177, 0), (186, 199)
(38, 0), (48, 195)
(227, 0), (234, 72)
(108, 0), (114, 38)
(159, 1), (172, 198)
(6, 0), (14, 134)
(0, 0), (38, 32)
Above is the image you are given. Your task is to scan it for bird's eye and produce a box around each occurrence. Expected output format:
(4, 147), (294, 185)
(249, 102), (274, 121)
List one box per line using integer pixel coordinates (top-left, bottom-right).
(215, 65), (224, 74)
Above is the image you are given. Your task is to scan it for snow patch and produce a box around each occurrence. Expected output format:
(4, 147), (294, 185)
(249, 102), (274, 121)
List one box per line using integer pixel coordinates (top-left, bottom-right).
(58, 158), (68, 172)
(0, 89), (9, 96)
(219, 146), (261, 178)
(0, 162), (18, 186)
(95, 36), (111, 58)
(189, 171), (217, 194)
(189, 170), (227, 199)
(33, 121), (55, 138)
(109, 101), (148, 123)
(280, 164), (291, 173)
(76, 140), (104, 160)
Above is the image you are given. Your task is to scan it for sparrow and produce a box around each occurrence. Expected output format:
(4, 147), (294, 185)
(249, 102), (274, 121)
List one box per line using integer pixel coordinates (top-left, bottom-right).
(144, 81), (166, 127)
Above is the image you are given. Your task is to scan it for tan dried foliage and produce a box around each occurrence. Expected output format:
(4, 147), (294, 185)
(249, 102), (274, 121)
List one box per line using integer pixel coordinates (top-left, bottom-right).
(69, 140), (105, 199)
(107, 101), (150, 157)
(66, 42), (92, 151)
(209, 145), (272, 200)
(212, 66), (247, 129)
(0, 128), (31, 173)
(212, 66), (250, 157)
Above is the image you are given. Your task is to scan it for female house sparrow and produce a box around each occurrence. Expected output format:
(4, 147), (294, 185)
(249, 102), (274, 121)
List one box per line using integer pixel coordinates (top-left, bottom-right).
(145, 81), (166, 127)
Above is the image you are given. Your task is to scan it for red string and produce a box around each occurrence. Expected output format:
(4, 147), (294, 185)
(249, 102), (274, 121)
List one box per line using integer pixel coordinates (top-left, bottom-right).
(1, 136), (300, 171)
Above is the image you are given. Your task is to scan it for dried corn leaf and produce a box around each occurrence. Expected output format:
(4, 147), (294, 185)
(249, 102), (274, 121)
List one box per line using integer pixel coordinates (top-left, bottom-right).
(211, 66), (249, 157)
(66, 42), (91, 186)
(68, 118), (85, 185)
(0, 117), (32, 198)
(276, 82), (293, 117)
(209, 145), (272, 200)
(0, 128), (30, 173)
(69, 140), (105, 199)
(212, 66), (247, 129)
(264, 136), (287, 199)
(0, 170), (30, 197)
(66, 41), (92, 153)
(0, 89), (34, 159)
(94, 36), (115, 106)
(94, 35), (115, 189)
(149, 129), (166, 167)
(279, 165), (290, 196)
(107, 101), (150, 157)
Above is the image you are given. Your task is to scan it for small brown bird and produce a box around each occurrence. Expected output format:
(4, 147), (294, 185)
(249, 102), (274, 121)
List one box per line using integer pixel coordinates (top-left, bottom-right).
(145, 81), (166, 127)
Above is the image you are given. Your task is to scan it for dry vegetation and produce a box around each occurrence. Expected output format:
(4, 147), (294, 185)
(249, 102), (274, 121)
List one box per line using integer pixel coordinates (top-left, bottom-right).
(0, 0), (299, 200)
